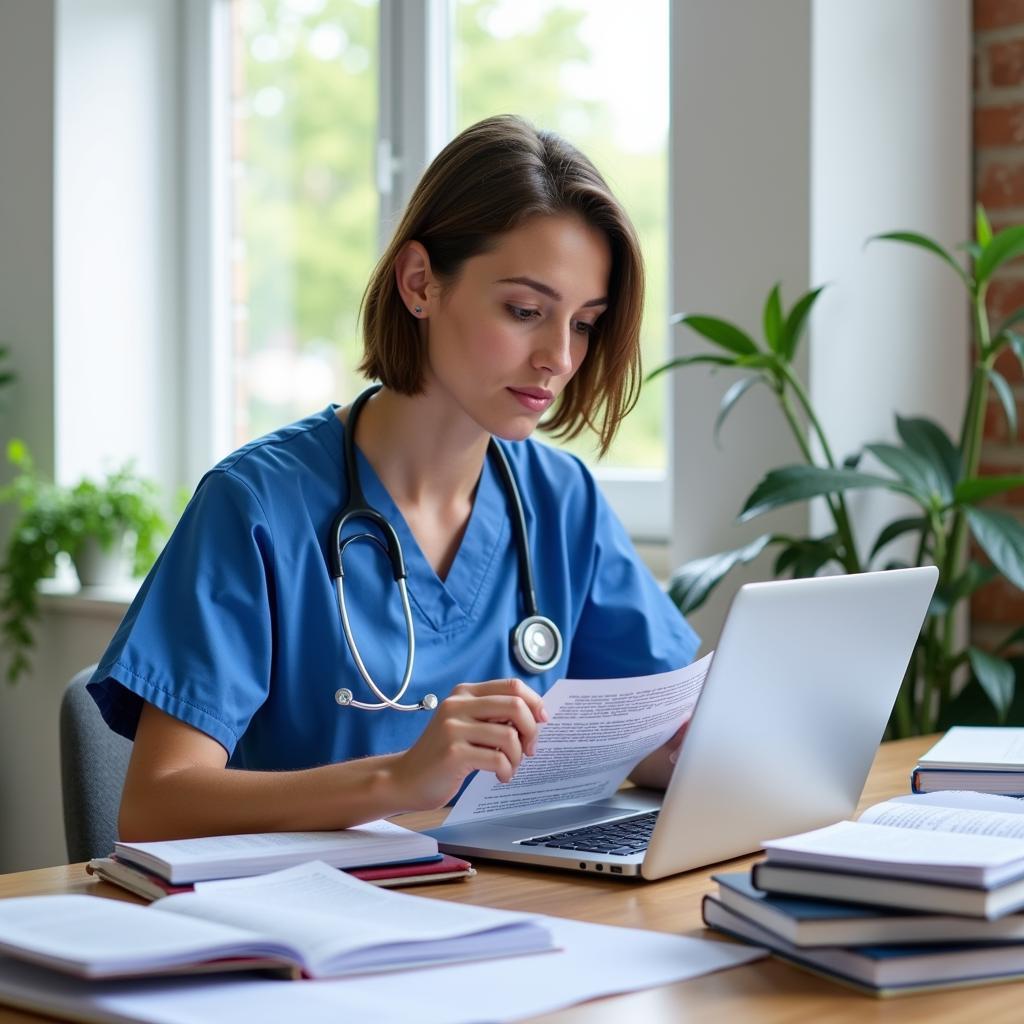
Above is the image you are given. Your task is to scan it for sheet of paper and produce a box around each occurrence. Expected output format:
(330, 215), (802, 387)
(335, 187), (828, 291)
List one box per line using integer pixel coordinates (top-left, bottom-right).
(0, 915), (764, 1024)
(445, 654), (713, 826)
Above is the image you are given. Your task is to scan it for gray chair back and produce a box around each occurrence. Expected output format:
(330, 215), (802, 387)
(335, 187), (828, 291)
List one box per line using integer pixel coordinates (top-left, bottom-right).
(59, 666), (133, 863)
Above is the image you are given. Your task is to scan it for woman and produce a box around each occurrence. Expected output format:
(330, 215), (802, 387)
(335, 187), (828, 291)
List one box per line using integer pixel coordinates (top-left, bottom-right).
(88, 115), (699, 840)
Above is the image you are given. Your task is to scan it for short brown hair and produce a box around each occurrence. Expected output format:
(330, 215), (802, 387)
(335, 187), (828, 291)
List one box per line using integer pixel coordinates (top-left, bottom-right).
(359, 114), (644, 457)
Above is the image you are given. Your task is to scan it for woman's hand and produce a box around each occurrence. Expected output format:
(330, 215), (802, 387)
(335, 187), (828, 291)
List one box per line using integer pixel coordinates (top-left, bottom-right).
(388, 679), (549, 811)
(627, 716), (691, 791)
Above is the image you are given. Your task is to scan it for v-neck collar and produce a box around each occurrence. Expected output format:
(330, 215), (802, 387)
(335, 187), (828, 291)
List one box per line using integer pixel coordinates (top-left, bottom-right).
(324, 407), (509, 633)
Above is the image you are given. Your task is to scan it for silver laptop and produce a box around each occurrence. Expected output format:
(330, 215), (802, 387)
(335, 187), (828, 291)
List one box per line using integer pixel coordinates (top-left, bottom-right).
(426, 565), (938, 880)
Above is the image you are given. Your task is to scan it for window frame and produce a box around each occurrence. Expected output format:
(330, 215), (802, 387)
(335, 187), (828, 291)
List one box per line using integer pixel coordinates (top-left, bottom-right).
(186, 0), (669, 539)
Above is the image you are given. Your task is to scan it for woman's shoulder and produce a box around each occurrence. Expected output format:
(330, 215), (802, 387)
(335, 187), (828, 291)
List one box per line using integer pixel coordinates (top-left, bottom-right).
(497, 435), (594, 492)
(202, 406), (343, 492)
(496, 436), (603, 524)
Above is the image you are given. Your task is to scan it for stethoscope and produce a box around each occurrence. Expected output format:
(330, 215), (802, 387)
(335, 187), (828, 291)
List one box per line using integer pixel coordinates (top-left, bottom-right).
(329, 385), (564, 711)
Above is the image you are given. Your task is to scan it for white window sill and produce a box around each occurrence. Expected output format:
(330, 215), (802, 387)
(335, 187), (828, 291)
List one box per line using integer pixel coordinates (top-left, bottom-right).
(37, 577), (137, 618)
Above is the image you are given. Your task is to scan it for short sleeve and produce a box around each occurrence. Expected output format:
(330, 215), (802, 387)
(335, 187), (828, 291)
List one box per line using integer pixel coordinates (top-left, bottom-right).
(567, 480), (699, 679)
(87, 469), (274, 757)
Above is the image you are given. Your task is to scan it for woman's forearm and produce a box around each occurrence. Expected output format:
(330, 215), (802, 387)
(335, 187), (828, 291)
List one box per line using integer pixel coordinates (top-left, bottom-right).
(118, 753), (407, 841)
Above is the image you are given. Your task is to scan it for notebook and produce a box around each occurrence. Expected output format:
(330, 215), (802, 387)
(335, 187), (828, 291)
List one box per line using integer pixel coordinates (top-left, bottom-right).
(426, 566), (938, 880)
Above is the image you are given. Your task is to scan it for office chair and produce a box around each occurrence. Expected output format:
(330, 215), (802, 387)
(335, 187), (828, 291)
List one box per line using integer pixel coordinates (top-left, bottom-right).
(59, 665), (133, 863)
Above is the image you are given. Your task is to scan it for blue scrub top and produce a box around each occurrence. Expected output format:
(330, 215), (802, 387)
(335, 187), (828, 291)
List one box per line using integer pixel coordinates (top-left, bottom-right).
(88, 406), (700, 770)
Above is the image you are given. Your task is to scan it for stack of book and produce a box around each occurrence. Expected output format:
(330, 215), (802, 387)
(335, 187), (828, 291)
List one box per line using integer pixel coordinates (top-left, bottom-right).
(702, 791), (1024, 996)
(912, 726), (1024, 796)
(87, 818), (474, 901)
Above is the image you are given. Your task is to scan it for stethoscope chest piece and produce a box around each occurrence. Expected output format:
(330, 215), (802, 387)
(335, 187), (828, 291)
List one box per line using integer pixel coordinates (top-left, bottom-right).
(511, 615), (562, 674)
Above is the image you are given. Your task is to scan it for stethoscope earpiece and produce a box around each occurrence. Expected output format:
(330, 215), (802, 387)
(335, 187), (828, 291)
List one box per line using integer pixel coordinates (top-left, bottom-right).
(330, 385), (563, 712)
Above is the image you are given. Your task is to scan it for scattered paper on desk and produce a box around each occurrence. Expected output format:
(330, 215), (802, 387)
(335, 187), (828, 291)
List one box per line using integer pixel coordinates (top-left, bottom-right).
(445, 653), (712, 826)
(0, 915), (763, 1024)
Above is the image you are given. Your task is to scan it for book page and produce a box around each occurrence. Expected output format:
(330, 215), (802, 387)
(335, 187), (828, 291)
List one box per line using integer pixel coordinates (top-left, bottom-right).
(859, 798), (1024, 838)
(0, 895), (286, 978)
(444, 654), (712, 826)
(884, 791), (1024, 815)
(160, 861), (545, 976)
(763, 819), (1024, 870)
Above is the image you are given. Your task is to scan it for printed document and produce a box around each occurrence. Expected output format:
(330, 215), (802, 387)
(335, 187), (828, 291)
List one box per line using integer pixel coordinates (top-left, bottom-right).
(445, 654), (712, 825)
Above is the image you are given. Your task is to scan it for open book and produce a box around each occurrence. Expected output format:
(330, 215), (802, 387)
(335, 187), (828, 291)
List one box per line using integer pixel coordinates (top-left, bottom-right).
(113, 818), (437, 884)
(754, 791), (1024, 917)
(0, 862), (553, 980)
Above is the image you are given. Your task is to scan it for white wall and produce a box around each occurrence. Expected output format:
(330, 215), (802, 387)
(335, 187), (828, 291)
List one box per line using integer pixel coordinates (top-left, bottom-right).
(0, 597), (127, 872)
(0, 1), (57, 480)
(670, 0), (971, 646)
(55, 0), (181, 488)
(810, 1), (971, 550)
(0, 0), (182, 872)
(670, 0), (814, 643)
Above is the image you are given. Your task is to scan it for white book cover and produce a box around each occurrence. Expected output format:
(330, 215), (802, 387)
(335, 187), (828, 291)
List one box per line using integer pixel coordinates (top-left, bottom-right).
(917, 727), (1024, 771)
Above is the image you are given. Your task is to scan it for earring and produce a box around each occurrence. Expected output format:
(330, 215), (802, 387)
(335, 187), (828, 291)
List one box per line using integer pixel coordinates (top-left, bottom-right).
(413, 305), (423, 315)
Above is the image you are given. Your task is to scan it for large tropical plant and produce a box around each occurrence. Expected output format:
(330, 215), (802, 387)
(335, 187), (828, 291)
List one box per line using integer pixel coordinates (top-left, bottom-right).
(651, 205), (1024, 738)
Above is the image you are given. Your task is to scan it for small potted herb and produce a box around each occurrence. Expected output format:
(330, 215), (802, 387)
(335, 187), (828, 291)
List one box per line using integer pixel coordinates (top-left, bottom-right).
(0, 441), (167, 683)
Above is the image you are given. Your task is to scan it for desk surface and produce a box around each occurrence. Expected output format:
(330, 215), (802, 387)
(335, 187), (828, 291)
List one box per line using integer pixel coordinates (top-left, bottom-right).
(4, 734), (1024, 1023)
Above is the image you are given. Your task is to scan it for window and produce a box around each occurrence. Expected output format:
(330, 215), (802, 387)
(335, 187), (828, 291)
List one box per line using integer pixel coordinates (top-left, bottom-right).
(221, 0), (668, 533)
(452, 0), (670, 472)
(231, 0), (379, 444)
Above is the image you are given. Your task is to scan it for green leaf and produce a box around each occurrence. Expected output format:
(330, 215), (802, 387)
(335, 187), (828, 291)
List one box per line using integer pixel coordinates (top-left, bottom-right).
(868, 516), (928, 562)
(772, 535), (842, 578)
(735, 352), (781, 371)
(967, 507), (1024, 590)
(988, 366), (1018, 439)
(998, 626), (1024, 653)
(895, 415), (961, 494)
(714, 376), (760, 446)
(1009, 331), (1024, 369)
(763, 284), (784, 353)
(931, 562), (998, 616)
(955, 474), (1024, 505)
(673, 314), (759, 356)
(739, 465), (908, 524)
(977, 224), (1024, 285)
(997, 314), (1024, 344)
(779, 286), (826, 362)
(870, 231), (971, 289)
(968, 646), (1015, 722)
(958, 241), (983, 260)
(645, 354), (735, 383)
(667, 534), (776, 615)
(864, 442), (945, 505)
(976, 203), (993, 249)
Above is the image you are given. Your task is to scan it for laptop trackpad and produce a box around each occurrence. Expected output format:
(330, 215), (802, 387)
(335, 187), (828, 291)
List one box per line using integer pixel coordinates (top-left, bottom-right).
(493, 802), (644, 831)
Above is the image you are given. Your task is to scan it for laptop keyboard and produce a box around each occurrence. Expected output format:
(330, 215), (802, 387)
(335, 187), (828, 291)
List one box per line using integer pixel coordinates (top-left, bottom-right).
(516, 810), (659, 856)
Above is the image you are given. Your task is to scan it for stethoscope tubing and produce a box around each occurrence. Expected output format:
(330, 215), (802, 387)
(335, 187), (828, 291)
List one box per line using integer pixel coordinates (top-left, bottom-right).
(329, 385), (562, 711)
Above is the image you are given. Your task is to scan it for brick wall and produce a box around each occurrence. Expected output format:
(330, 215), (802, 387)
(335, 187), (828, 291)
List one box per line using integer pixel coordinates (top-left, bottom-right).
(973, 0), (1024, 645)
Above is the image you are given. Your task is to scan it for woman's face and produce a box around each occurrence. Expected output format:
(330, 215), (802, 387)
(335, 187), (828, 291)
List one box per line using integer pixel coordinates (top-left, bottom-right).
(421, 214), (611, 442)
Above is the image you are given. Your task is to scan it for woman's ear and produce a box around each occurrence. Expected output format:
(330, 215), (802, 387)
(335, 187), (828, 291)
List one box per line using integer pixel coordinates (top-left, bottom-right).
(394, 241), (433, 318)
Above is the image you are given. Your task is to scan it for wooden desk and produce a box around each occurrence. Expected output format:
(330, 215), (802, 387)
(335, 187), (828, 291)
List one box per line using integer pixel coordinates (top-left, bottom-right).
(3, 735), (1022, 1023)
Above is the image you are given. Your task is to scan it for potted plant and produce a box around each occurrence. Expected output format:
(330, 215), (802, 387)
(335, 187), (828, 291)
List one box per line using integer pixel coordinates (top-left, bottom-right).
(0, 441), (166, 683)
(651, 204), (1024, 737)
